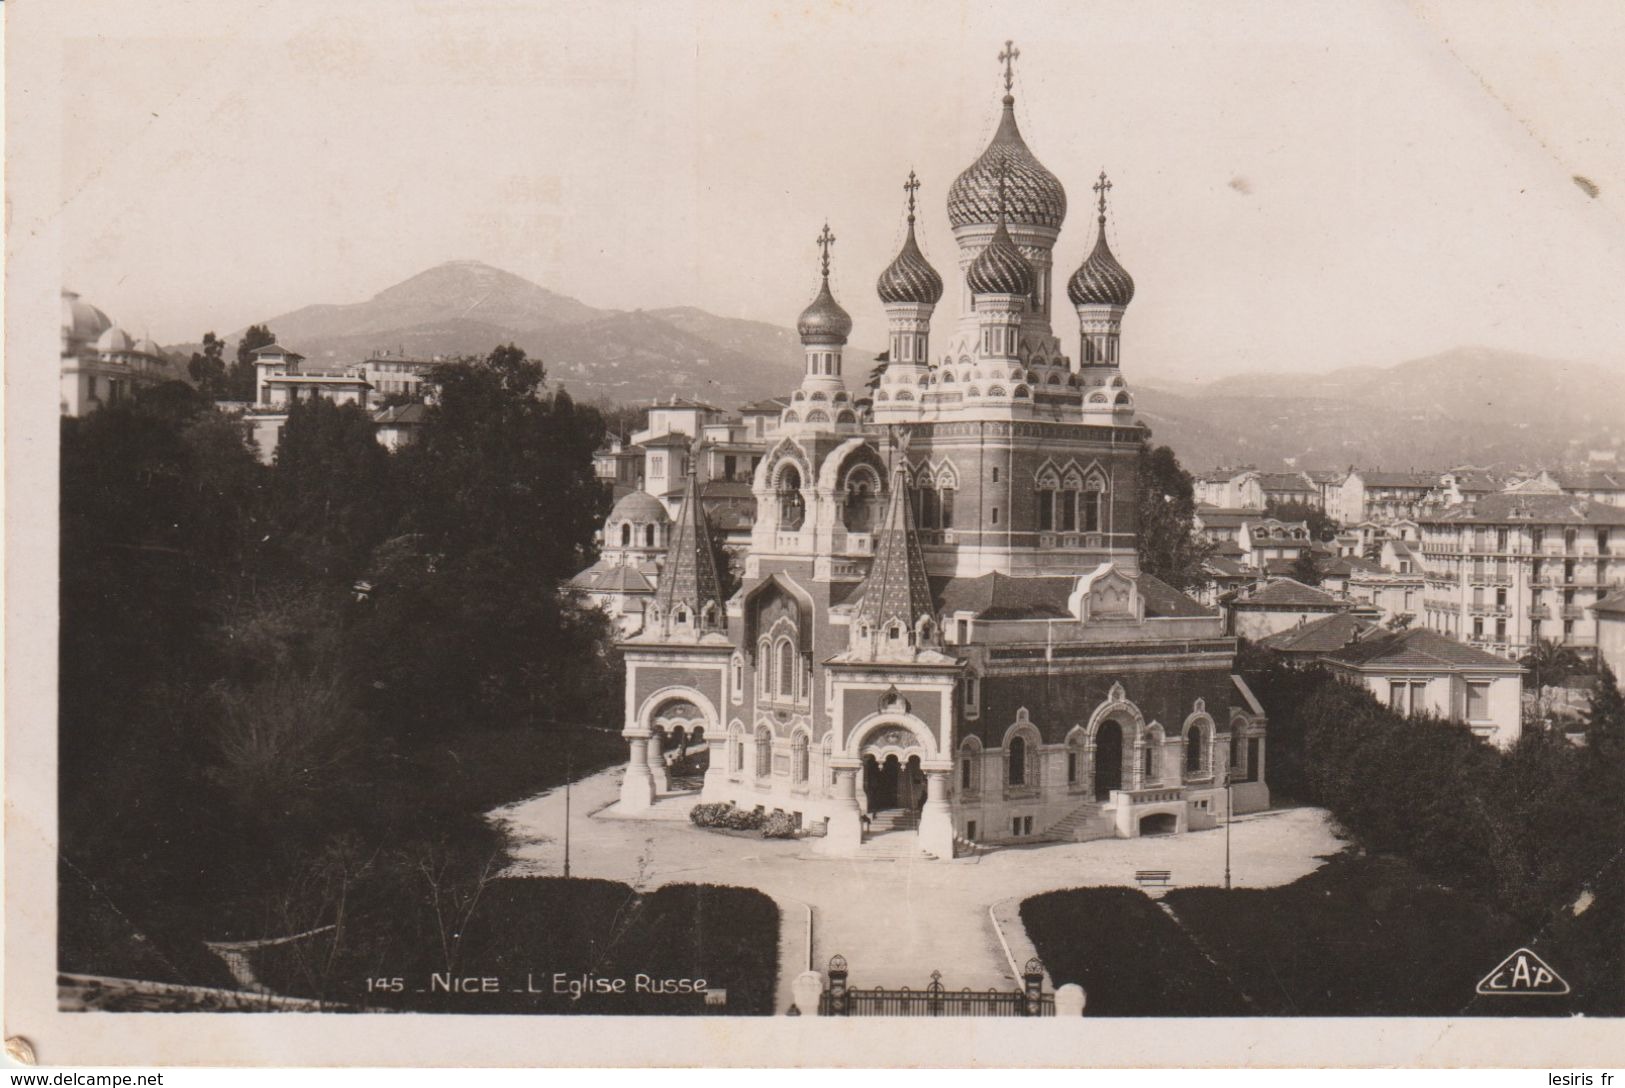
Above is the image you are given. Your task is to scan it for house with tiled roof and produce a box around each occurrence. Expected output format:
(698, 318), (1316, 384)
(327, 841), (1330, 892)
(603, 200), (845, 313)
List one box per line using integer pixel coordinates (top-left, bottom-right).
(1419, 492), (1625, 660)
(1559, 471), (1625, 508)
(1321, 628), (1525, 748)
(1257, 471), (1321, 509)
(1332, 469), (1443, 526)
(1259, 612), (1378, 662)
(1593, 589), (1625, 690)
(1192, 469), (1263, 511)
(1228, 577), (1348, 640)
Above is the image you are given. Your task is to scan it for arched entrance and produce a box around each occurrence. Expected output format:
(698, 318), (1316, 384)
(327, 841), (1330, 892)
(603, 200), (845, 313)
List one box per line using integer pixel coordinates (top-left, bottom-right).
(1139, 812), (1177, 836)
(861, 753), (925, 814)
(1094, 720), (1124, 800)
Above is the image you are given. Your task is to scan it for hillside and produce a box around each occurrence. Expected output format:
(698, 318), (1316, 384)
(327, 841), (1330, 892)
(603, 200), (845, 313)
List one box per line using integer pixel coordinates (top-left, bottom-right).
(1136, 348), (1625, 470)
(165, 262), (1624, 466)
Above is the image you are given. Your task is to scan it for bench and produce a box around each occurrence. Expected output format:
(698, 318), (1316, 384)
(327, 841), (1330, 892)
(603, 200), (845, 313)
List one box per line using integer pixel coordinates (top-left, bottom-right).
(1134, 870), (1173, 888)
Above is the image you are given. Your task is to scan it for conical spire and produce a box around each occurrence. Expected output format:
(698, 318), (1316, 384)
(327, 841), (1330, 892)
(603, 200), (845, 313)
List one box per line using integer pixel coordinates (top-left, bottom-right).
(655, 456), (726, 636)
(855, 464), (936, 651)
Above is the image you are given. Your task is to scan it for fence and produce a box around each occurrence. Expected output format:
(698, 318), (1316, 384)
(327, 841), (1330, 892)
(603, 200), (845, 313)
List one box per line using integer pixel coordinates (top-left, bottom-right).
(812, 955), (1056, 1017)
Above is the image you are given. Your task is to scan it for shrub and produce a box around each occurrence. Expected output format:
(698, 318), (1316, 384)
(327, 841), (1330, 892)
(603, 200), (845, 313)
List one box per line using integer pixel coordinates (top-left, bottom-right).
(689, 803), (763, 831)
(760, 812), (798, 839)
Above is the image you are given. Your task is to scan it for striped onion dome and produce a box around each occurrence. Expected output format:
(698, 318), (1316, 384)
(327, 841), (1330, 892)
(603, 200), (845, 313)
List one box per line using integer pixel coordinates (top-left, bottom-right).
(876, 220), (944, 305)
(797, 276), (853, 345)
(965, 217), (1033, 297)
(947, 96), (1067, 232)
(1067, 218), (1135, 307)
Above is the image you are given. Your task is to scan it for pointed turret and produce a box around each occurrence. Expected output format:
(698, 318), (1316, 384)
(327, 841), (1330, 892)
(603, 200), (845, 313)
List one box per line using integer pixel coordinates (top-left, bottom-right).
(653, 459), (727, 638)
(852, 465), (938, 658)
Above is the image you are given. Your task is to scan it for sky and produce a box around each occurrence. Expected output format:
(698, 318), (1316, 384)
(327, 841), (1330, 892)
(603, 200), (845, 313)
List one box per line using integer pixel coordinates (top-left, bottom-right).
(50, 0), (1625, 383)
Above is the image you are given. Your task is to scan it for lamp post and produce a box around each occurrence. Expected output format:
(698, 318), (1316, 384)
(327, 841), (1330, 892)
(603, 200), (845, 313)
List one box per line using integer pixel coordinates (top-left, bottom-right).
(563, 740), (573, 879)
(1223, 769), (1232, 891)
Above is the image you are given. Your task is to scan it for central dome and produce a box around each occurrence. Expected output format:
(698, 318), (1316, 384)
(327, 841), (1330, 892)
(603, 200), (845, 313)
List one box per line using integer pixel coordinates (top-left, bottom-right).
(947, 96), (1067, 232)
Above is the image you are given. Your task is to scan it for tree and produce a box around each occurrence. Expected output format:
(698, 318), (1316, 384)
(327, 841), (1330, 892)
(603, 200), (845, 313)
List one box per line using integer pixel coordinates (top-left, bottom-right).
(1519, 638), (1585, 691)
(269, 397), (399, 580)
(1265, 499), (1338, 542)
(1136, 444), (1213, 593)
(187, 332), (229, 399)
(228, 324), (276, 401)
(1290, 549), (1324, 586)
(866, 354), (888, 393)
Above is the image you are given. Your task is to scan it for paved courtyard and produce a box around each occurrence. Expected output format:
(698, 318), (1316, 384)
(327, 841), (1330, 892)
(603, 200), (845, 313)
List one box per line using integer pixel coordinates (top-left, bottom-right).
(492, 767), (1344, 1010)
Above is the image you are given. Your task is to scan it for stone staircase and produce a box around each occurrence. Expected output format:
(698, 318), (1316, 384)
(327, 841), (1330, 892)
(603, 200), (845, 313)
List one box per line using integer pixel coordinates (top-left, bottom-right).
(1039, 800), (1113, 843)
(866, 807), (919, 834)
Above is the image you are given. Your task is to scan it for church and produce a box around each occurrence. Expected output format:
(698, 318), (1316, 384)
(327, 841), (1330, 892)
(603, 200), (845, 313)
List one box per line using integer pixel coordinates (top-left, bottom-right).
(612, 46), (1269, 858)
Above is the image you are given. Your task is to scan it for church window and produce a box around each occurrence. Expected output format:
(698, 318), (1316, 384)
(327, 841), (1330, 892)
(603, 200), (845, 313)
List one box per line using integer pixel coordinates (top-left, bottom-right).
(776, 639), (796, 699)
(792, 734), (809, 784)
(732, 655), (744, 698)
(920, 484), (940, 530)
(1059, 489), (1077, 532)
(758, 640), (771, 694)
(621, 523), (632, 547)
(992, 467), (1000, 483)
(1037, 484), (1054, 531)
(1141, 742), (1158, 783)
(1067, 750), (1078, 784)
(1185, 726), (1203, 774)
(940, 486), (955, 529)
(962, 758), (973, 790)
(755, 726), (772, 778)
(991, 507), (999, 525)
(1007, 736), (1026, 786)
(778, 465), (805, 530)
(644, 524), (656, 547)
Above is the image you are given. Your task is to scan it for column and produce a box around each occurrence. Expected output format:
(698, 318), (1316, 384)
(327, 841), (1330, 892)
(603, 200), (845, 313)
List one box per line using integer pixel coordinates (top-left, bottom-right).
(645, 730), (669, 793)
(917, 764), (955, 859)
(700, 735), (730, 802)
(619, 735), (654, 811)
(816, 763), (862, 856)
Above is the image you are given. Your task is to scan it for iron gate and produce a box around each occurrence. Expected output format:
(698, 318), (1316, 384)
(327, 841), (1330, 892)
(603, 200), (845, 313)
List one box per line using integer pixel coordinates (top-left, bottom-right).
(815, 955), (1055, 1017)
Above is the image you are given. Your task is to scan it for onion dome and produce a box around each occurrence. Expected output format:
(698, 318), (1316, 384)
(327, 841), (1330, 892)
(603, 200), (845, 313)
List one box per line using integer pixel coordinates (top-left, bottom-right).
(95, 325), (134, 353)
(947, 95), (1067, 232)
(1068, 171), (1135, 307)
(610, 489), (671, 525)
(797, 222), (853, 345)
(966, 172), (1034, 297)
(876, 172), (944, 306)
(61, 290), (112, 343)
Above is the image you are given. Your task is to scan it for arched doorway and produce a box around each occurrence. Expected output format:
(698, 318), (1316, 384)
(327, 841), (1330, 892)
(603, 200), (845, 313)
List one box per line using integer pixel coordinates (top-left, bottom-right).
(1140, 812), (1177, 836)
(1094, 720), (1124, 801)
(863, 754), (901, 811)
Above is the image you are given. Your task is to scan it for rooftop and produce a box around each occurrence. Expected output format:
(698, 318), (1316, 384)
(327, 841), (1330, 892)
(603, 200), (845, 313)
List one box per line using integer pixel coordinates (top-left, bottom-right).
(1593, 590), (1625, 617)
(1423, 492), (1625, 527)
(1323, 627), (1523, 671)
(1234, 577), (1344, 610)
(1260, 612), (1379, 654)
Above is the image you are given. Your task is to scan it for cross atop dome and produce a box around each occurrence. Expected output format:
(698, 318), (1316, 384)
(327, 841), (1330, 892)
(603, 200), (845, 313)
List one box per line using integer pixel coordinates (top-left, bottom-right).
(904, 171), (920, 223)
(999, 39), (1020, 96)
(816, 222), (836, 279)
(1094, 171), (1113, 222)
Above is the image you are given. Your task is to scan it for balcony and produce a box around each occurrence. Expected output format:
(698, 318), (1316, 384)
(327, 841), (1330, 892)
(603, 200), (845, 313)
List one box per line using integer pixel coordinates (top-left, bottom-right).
(1562, 605), (1588, 620)
(1528, 605), (1550, 620)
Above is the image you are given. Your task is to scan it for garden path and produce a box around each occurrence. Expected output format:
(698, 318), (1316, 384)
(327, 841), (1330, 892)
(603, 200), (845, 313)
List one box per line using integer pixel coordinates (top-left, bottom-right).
(492, 768), (1343, 1011)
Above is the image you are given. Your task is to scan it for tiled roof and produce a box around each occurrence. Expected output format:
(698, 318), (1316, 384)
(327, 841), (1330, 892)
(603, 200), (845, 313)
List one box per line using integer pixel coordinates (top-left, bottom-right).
(1323, 628), (1522, 671)
(1322, 556), (1385, 577)
(929, 569), (1216, 621)
(1423, 492), (1625, 527)
(1257, 472), (1315, 491)
(1261, 612), (1378, 654)
(1559, 472), (1625, 491)
(1593, 590), (1625, 616)
(636, 432), (693, 450)
(1235, 577), (1344, 609)
(739, 397), (790, 413)
(651, 397), (721, 411)
(372, 402), (429, 424)
(1359, 471), (1439, 488)
(702, 480), (756, 499)
(1203, 556), (1252, 577)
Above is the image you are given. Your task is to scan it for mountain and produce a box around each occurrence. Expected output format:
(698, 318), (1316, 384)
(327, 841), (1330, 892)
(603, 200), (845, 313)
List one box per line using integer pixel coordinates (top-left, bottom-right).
(170, 261), (879, 406)
(1135, 347), (1625, 471)
(168, 263), (1623, 468)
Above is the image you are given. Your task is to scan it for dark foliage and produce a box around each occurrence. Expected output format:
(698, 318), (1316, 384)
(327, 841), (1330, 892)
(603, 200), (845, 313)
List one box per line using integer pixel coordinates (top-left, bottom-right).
(1264, 499), (1338, 541)
(1245, 654), (1625, 928)
(1021, 887), (1247, 1016)
(59, 343), (640, 1002)
(1136, 444), (1213, 593)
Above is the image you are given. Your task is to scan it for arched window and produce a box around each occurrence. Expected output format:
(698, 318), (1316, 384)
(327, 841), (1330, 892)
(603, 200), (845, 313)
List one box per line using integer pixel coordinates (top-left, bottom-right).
(644, 523), (656, 547)
(1231, 732), (1245, 774)
(918, 483), (940, 529)
(758, 640), (772, 695)
(620, 523), (632, 547)
(778, 465), (805, 530)
(755, 726), (772, 778)
(1185, 726), (1203, 774)
(1083, 480), (1105, 533)
(775, 639), (795, 698)
(1141, 740), (1159, 783)
(732, 655), (744, 698)
(843, 468), (879, 532)
(732, 733), (744, 772)
(1007, 736), (1027, 786)
(1036, 471), (1057, 532)
(792, 733), (809, 784)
